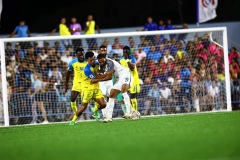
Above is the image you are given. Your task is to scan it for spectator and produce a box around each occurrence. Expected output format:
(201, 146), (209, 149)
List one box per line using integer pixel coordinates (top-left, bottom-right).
(147, 45), (162, 63)
(165, 19), (176, 40)
(160, 82), (172, 113)
(84, 14), (100, 50)
(134, 44), (147, 65)
(111, 38), (124, 57)
(139, 16), (158, 44)
(69, 17), (82, 49)
(33, 42), (42, 56)
(5, 42), (15, 57)
(101, 39), (112, 55)
(61, 50), (73, 64)
(14, 43), (25, 60)
(48, 17), (72, 48)
(207, 81), (219, 111)
(39, 48), (48, 60)
(9, 20), (31, 38)
(144, 83), (161, 115)
(157, 19), (165, 31)
(229, 47), (240, 64)
(31, 73), (48, 124)
(48, 66), (62, 85)
(9, 20), (32, 49)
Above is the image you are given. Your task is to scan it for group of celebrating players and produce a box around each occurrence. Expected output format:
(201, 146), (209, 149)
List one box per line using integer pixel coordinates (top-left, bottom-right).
(65, 44), (140, 125)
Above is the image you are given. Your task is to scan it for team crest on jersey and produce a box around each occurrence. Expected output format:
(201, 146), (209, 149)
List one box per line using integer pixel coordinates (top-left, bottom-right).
(201, 0), (215, 8)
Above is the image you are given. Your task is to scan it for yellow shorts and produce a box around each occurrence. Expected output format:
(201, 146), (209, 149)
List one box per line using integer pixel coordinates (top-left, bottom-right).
(81, 88), (104, 103)
(129, 84), (141, 94)
(72, 82), (82, 93)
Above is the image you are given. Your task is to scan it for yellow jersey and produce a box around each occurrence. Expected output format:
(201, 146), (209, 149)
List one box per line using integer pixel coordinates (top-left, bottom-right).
(68, 58), (88, 84)
(85, 20), (96, 34)
(59, 24), (71, 36)
(82, 61), (100, 90)
(119, 56), (140, 85)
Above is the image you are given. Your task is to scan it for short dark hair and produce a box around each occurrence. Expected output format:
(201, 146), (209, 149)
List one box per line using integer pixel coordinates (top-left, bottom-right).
(99, 45), (107, 50)
(97, 53), (106, 59)
(75, 47), (84, 54)
(123, 46), (130, 51)
(85, 51), (94, 59)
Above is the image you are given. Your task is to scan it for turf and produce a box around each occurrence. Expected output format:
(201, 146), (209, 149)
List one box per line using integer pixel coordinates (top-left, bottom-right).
(0, 111), (240, 160)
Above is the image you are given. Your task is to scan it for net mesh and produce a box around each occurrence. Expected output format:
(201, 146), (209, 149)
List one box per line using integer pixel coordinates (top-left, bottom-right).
(2, 29), (228, 125)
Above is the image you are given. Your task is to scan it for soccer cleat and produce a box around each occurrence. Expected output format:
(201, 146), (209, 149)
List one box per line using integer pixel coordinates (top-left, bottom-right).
(122, 113), (131, 119)
(42, 120), (49, 124)
(69, 121), (75, 125)
(91, 107), (101, 119)
(102, 117), (113, 123)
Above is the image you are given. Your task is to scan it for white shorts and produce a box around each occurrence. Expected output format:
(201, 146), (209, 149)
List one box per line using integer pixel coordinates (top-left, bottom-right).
(99, 80), (113, 97)
(112, 71), (133, 91)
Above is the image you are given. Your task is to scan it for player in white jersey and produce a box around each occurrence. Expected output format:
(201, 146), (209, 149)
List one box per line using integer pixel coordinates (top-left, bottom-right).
(91, 54), (132, 122)
(97, 45), (113, 118)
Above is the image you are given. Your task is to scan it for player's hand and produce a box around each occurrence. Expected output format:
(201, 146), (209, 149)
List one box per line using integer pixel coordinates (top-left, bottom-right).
(64, 85), (68, 93)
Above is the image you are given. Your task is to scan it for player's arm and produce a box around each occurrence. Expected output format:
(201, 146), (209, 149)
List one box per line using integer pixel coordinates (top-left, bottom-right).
(91, 60), (115, 83)
(127, 60), (135, 71)
(65, 62), (73, 93)
(91, 70), (114, 84)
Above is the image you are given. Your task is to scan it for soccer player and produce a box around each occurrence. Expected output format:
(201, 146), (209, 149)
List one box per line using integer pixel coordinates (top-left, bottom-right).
(65, 47), (87, 114)
(69, 52), (106, 125)
(97, 45), (114, 118)
(91, 54), (132, 122)
(119, 46), (141, 111)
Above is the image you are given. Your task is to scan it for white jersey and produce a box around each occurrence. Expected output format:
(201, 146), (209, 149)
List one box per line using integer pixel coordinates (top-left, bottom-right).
(99, 58), (132, 91)
(104, 58), (129, 77)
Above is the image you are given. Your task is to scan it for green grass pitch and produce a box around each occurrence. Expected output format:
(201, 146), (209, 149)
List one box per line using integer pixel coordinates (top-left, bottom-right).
(0, 111), (240, 160)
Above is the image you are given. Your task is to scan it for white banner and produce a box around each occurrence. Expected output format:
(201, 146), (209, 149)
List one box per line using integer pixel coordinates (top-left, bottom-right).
(198, 0), (218, 23)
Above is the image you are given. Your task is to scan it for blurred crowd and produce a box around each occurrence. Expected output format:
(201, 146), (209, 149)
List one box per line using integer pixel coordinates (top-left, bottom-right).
(1, 16), (240, 125)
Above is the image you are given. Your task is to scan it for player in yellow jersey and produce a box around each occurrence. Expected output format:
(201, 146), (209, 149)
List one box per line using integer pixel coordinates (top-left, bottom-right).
(69, 52), (106, 125)
(65, 47), (87, 114)
(119, 46), (141, 111)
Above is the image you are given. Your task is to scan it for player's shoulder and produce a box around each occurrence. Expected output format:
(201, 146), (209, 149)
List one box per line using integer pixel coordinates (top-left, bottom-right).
(68, 58), (78, 66)
(119, 56), (125, 61)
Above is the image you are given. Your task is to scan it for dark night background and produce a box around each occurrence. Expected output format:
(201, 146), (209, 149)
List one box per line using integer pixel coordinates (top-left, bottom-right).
(1, 0), (240, 34)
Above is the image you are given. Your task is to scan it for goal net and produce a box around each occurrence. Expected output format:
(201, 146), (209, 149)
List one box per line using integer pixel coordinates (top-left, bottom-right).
(0, 27), (231, 126)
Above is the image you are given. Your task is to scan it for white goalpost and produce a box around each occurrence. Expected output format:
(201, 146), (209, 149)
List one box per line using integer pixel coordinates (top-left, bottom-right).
(0, 27), (231, 126)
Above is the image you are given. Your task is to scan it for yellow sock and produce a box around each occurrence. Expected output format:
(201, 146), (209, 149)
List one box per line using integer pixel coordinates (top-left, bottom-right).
(131, 98), (138, 111)
(71, 101), (77, 113)
(93, 102), (99, 112)
(72, 115), (78, 122)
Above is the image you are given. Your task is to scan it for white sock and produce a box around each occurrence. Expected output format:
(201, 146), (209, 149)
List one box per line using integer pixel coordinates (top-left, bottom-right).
(121, 103), (126, 114)
(107, 98), (115, 119)
(122, 92), (131, 114)
(101, 107), (107, 117)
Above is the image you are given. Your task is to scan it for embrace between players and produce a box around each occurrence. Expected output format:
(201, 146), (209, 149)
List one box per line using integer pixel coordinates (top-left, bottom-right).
(66, 45), (140, 125)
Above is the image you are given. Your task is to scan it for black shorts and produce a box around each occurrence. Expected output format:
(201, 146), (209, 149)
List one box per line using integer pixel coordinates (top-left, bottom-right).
(34, 92), (44, 101)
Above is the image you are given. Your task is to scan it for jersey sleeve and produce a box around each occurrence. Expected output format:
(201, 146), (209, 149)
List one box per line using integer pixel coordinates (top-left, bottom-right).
(106, 60), (114, 72)
(130, 56), (136, 64)
(68, 60), (74, 71)
(84, 65), (96, 79)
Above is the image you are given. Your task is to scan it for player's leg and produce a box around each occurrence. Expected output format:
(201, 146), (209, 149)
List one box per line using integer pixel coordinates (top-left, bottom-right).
(116, 92), (126, 115)
(129, 84), (141, 111)
(92, 89), (107, 119)
(99, 82), (107, 118)
(69, 89), (92, 125)
(70, 102), (89, 125)
(38, 101), (48, 123)
(70, 91), (79, 114)
(121, 83), (131, 117)
(106, 88), (120, 120)
(71, 82), (82, 114)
